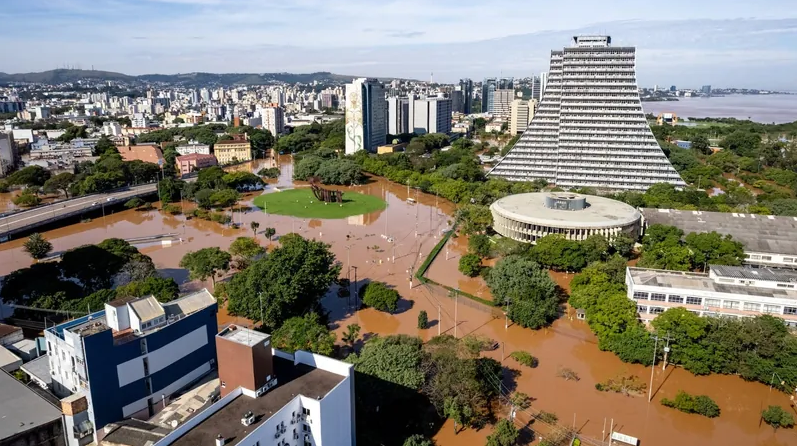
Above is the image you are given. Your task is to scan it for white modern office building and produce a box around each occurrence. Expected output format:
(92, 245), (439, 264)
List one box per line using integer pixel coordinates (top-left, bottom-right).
(627, 265), (797, 328)
(387, 96), (410, 135)
(409, 96), (452, 135)
(489, 35), (685, 191)
(345, 78), (387, 154)
(153, 325), (355, 446)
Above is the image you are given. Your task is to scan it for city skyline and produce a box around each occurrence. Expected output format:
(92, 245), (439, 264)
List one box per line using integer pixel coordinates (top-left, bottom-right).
(2, 0), (796, 89)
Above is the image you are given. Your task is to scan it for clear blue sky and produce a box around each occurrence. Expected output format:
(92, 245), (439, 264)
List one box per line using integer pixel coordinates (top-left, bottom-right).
(3, 0), (796, 89)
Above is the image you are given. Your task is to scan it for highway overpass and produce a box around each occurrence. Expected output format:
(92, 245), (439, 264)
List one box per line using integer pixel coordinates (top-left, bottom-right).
(0, 183), (159, 241)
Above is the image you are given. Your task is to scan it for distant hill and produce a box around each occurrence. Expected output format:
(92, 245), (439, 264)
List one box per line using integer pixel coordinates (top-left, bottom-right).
(0, 69), (373, 86)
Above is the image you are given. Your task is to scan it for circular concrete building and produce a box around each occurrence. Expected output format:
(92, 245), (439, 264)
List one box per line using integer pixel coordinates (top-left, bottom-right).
(490, 192), (641, 243)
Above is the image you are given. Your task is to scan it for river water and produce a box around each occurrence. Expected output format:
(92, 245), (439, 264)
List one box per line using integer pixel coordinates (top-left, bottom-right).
(641, 94), (797, 124)
(1, 156), (795, 446)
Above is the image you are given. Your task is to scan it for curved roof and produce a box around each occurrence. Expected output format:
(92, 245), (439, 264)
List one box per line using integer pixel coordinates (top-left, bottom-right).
(490, 193), (640, 229)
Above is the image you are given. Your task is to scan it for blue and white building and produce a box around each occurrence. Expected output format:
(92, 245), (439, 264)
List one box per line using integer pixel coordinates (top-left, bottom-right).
(45, 289), (218, 446)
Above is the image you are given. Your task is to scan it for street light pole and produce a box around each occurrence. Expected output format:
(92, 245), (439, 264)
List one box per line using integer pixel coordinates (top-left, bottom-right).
(648, 333), (660, 402)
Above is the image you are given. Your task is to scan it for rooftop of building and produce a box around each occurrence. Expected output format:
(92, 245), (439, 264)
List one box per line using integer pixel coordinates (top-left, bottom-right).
(51, 289), (215, 342)
(640, 208), (797, 256)
(20, 355), (51, 387)
(0, 323), (22, 339)
(0, 370), (62, 441)
(627, 266), (797, 301)
(0, 345), (21, 369)
(491, 192), (641, 229)
(176, 153), (217, 161)
(100, 419), (171, 446)
(709, 264), (797, 282)
(217, 325), (270, 348)
(168, 356), (344, 446)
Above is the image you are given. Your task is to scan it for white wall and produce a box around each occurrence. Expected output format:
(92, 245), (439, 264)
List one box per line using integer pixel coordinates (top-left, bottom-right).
(315, 376), (354, 446)
(294, 351), (353, 378)
(117, 326), (208, 387)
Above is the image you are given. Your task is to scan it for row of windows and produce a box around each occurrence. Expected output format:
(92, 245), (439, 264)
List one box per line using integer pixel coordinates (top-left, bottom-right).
(632, 291), (797, 315)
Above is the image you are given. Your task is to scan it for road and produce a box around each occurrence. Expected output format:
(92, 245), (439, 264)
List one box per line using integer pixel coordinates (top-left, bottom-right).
(0, 183), (159, 237)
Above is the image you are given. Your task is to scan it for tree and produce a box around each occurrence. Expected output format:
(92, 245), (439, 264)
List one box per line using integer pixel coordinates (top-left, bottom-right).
(642, 224), (683, 249)
(761, 405), (794, 430)
(225, 234), (340, 329)
(486, 256), (559, 329)
(456, 205), (493, 235)
(403, 435), (434, 446)
(23, 233), (52, 260)
(458, 254), (482, 277)
(532, 235), (587, 272)
(638, 243), (693, 271)
(250, 221), (260, 238)
(612, 232), (636, 258)
(179, 247), (232, 287)
(209, 189), (240, 208)
(444, 396), (474, 434)
(294, 155), (325, 180)
(157, 178), (185, 203)
(661, 391), (720, 418)
(362, 281), (400, 313)
(12, 190), (40, 207)
(271, 313), (336, 356)
(582, 234), (609, 264)
(8, 165), (51, 187)
(93, 135), (117, 156)
(342, 323), (361, 349)
(264, 227), (276, 243)
(691, 135), (711, 155)
(228, 237), (266, 269)
(42, 172), (75, 198)
(116, 276), (180, 302)
(684, 232), (744, 269)
(486, 419), (519, 446)
(468, 234), (492, 258)
(418, 310), (428, 329)
(509, 392), (531, 416)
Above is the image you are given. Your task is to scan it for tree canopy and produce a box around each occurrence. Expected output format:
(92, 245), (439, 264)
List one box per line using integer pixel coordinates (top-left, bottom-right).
(271, 313), (336, 356)
(486, 256), (559, 329)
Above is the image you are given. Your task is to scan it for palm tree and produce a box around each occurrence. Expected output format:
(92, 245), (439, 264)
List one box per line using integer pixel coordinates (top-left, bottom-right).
(342, 324), (361, 350)
(250, 221), (260, 238)
(264, 227), (276, 244)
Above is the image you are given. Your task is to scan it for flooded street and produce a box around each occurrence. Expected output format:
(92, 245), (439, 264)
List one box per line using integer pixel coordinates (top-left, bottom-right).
(2, 156), (796, 446)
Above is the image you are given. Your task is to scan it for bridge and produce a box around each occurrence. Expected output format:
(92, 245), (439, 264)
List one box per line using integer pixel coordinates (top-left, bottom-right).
(0, 183), (159, 240)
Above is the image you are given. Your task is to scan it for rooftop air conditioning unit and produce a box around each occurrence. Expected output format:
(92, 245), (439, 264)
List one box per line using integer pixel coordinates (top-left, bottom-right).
(241, 411), (255, 427)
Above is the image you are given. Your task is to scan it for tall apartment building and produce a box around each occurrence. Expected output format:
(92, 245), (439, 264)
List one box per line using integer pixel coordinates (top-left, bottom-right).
(409, 96), (452, 135)
(387, 96), (410, 135)
(131, 113), (148, 129)
(153, 325), (355, 446)
(492, 89), (515, 118)
(531, 76), (542, 101)
(450, 89), (465, 114)
(320, 92), (337, 110)
(481, 78), (496, 113)
(45, 290), (218, 446)
(627, 265), (797, 328)
(489, 35), (684, 191)
(510, 99), (536, 135)
(345, 78), (387, 154)
(459, 78), (473, 114)
(0, 131), (18, 176)
(262, 106), (285, 136)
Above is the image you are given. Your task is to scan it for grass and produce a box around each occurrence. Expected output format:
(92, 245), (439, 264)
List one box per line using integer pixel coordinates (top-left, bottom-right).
(252, 188), (386, 219)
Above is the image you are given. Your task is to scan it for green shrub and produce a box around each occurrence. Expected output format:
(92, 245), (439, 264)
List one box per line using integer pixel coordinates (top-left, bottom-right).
(661, 391), (720, 418)
(509, 351), (537, 368)
(361, 281), (400, 313)
(417, 310), (428, 329)
(458, 253), (482, 277)
(537, 411), (558, 424)
(162, 204), (182, 215)
(762, 405), (795, 430)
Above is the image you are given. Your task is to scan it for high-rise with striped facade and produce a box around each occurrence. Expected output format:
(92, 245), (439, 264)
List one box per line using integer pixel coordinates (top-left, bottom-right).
(489, 36), (684, 191)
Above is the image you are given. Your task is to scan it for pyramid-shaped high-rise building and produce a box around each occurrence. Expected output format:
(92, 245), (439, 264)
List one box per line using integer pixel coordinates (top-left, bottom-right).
(489, 36), (685, 191)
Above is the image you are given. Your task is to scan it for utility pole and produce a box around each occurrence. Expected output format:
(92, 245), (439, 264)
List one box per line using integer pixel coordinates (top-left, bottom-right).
(408, 265), (414, 289)
(438, 305), (441, 336)
(352, 266), (359, 309)
(454, 288), (459, 338)
(662, 331), (673, 370)
(648, 333), (660, 402)
(258, 292), (264, 328)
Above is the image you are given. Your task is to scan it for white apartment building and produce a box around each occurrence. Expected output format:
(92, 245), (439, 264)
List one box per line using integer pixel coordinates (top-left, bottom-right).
(626, 265), (797, 328)
(0, 131), (16, 176)
(387, 96), (410, 135)
(345, 78), (387, 154)
(153, 325), (355, 446)
(262, 106), (285, 136)
(489, 35), (685, 191)
(409, 96), (452, 135)
(131, 113), (149, 128)
(176, 141), (211, 156)
(102, 121), (123, 137)
(492, 89), (514, 118)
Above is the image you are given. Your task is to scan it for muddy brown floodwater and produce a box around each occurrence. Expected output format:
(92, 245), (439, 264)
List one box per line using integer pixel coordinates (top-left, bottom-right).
(1, 156), (795, 446)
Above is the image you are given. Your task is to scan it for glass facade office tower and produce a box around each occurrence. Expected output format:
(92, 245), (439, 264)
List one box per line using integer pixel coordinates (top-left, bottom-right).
(489, 36), (684, 191)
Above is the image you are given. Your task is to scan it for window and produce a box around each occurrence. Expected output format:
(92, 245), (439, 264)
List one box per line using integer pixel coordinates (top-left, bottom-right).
(667, 295), (684, 304)
(302, 408), (311, 416)
(776, 283), (795, 289)
(686, 296), (702, 305)
(723, 301), (739, 310)
(633, 292), (648, 300)
(764, 305), (781, 314)
(784, 307), (797, 315)
(705, 299), (721, 308)
(221, 381), (226, 388)
(302, 424), (309, 432)
(140, 339), (148, 355)
(748, 255), (761, 260)
(719, 278), (734, 283)
(762, 256), (772, 261)
(636, 306), (648, 314)
(143, 357), (150, 376)
(783, 257), (794, 263)
(650, 293), (666, 302)
(744, 303), (761, 312)
(649, 307), (665, 315)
